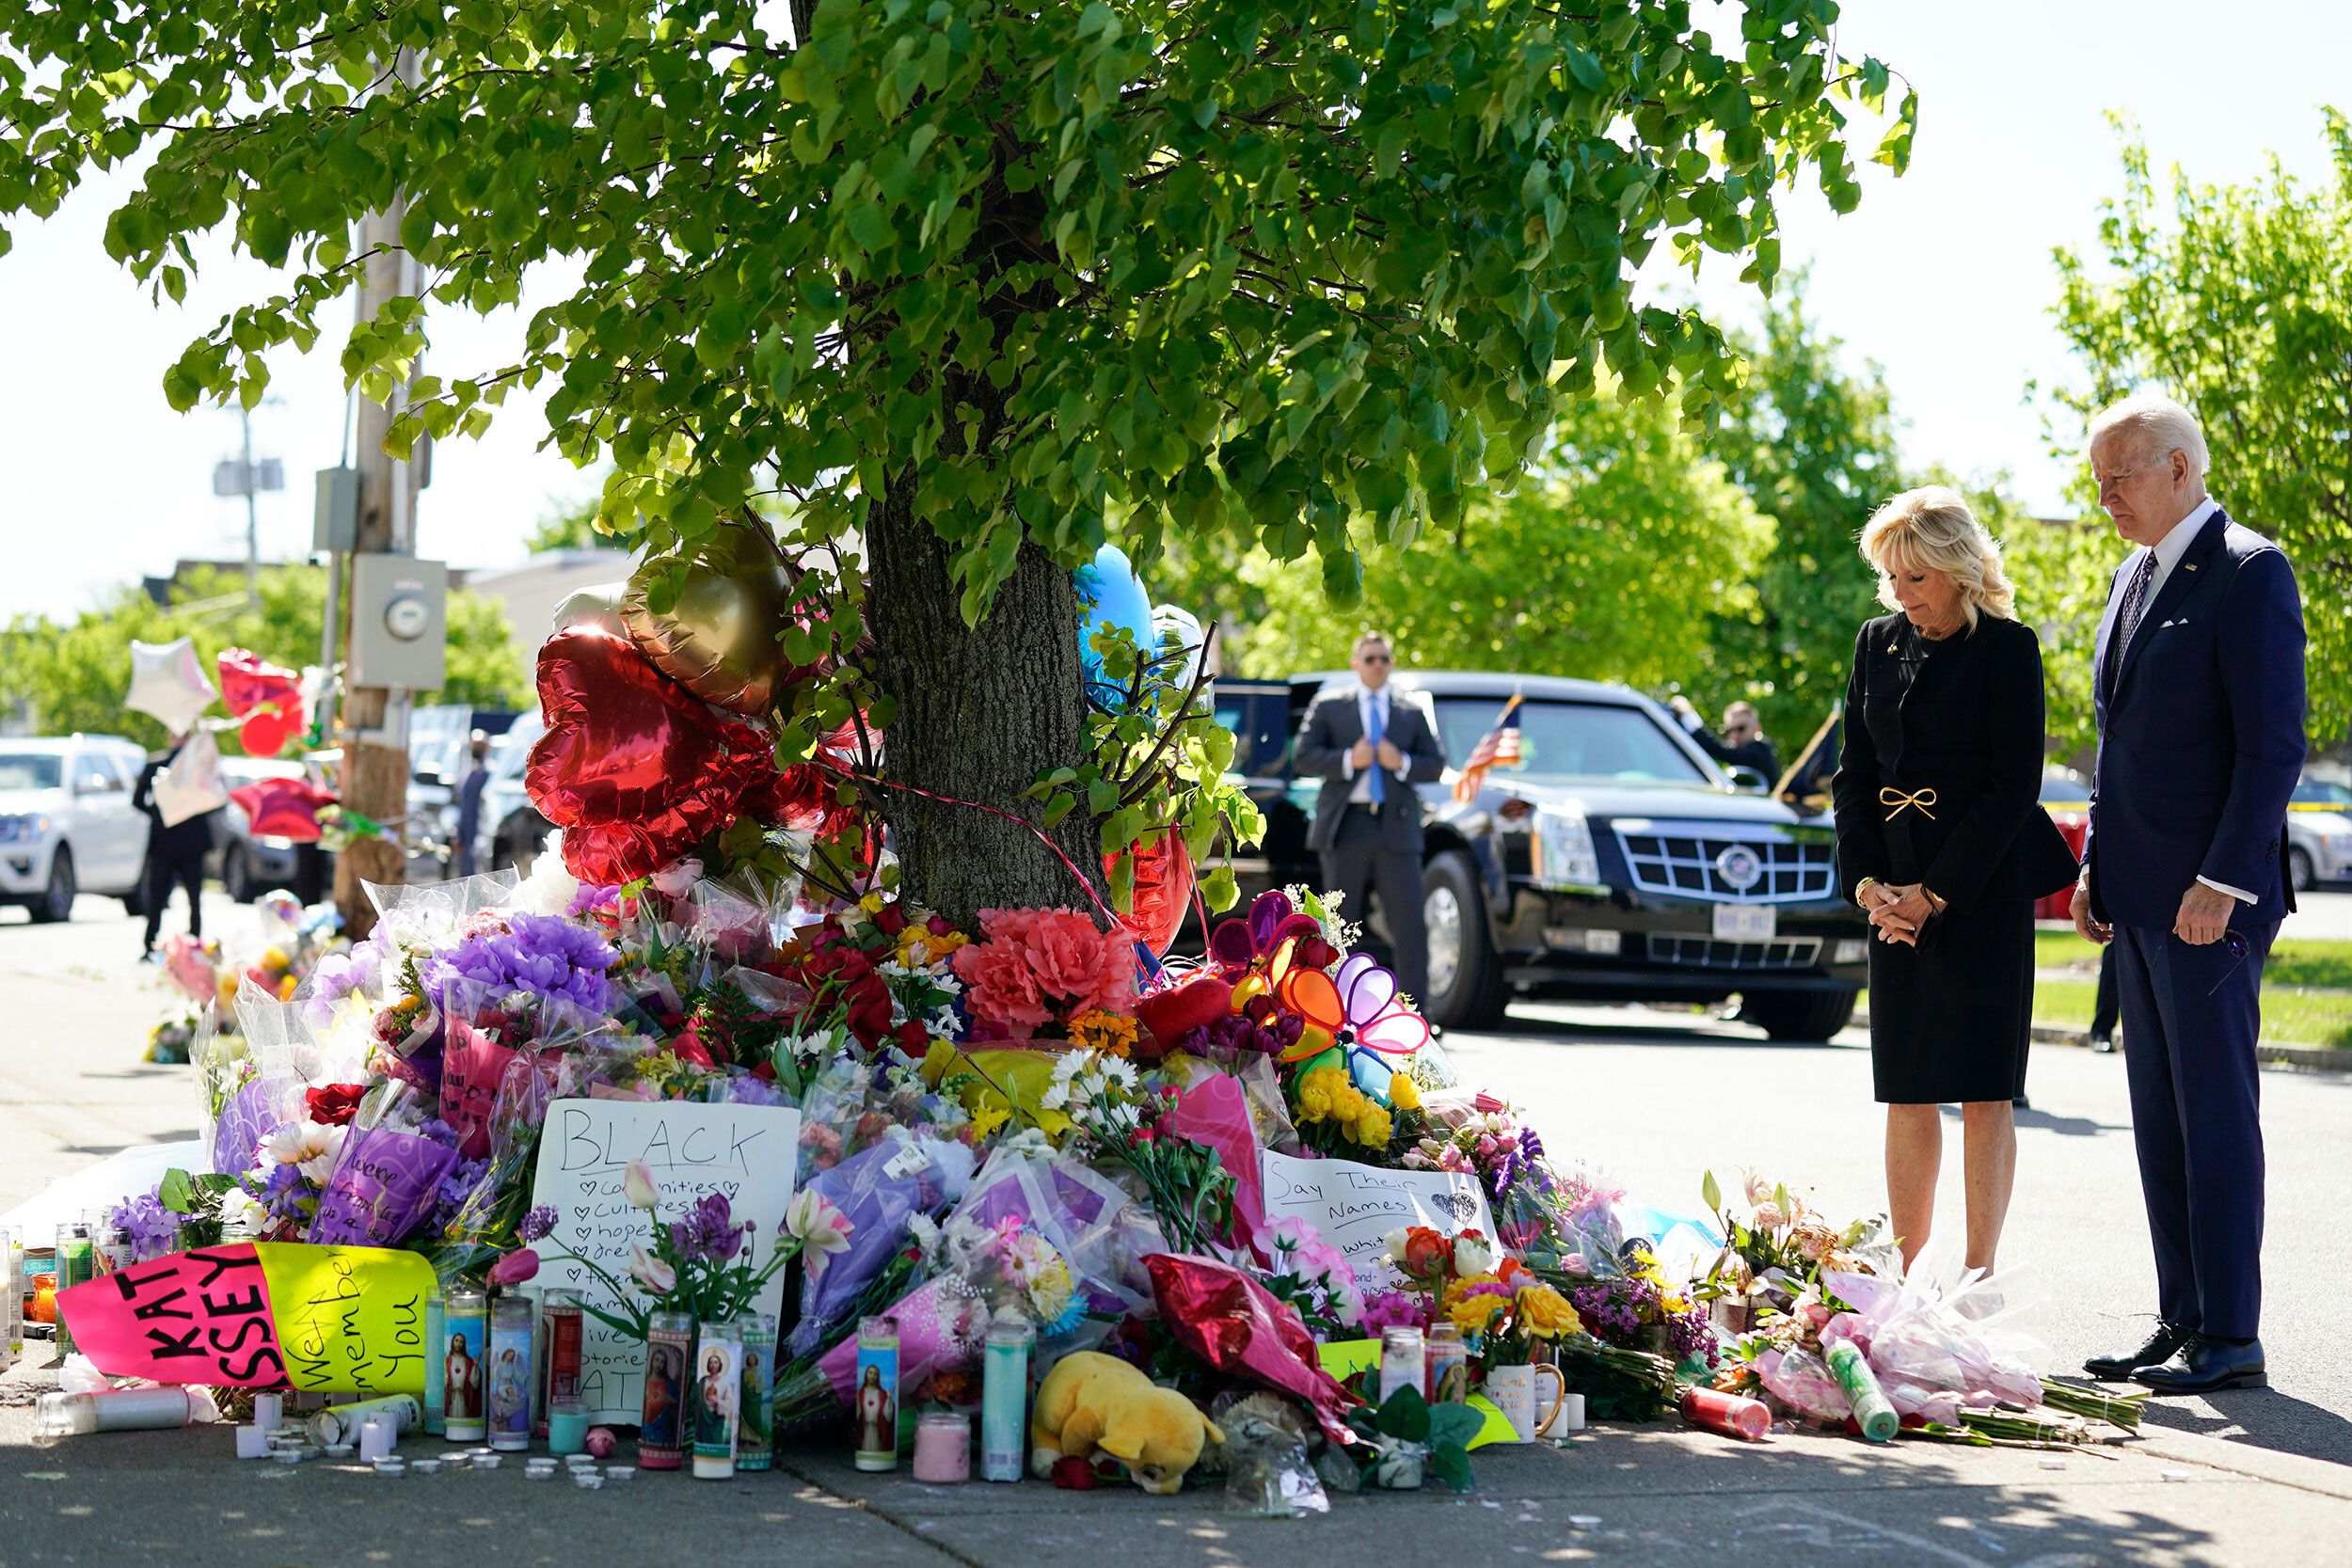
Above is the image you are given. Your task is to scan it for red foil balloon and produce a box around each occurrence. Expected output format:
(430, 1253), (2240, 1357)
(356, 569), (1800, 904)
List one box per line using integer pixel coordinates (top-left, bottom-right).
(1134, 972), (1232, 1058)
(217, 647), (301, 719)
(1106, 831), (1194, 956)
(1144, 1254), (1362, 1447)
(239, 706), (298, 758)
(230, 777), (327, 843)
(526, 626), (784, 884)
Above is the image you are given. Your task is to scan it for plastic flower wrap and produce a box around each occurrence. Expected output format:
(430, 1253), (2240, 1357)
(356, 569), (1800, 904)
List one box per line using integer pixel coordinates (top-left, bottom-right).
(788, 1132), (973, 1357)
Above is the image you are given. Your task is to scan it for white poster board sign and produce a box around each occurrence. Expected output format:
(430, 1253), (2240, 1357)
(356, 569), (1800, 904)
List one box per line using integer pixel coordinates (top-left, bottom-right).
(527, 1098), (800, 1425)
(1259, 1149), (1495, 1289)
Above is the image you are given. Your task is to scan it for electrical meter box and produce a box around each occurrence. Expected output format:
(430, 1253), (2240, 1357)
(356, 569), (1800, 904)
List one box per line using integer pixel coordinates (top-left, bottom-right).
(348, 555), (448, 691)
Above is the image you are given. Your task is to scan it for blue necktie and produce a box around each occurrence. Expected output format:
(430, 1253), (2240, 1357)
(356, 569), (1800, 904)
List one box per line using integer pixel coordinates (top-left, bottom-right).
(1366, 694), (1387, 807)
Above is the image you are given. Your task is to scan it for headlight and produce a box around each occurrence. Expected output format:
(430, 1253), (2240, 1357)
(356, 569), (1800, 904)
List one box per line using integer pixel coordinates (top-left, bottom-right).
(1531, 805), (1601, 889)
(0, 814), (47, 844)
(2326, 832), (2352, 852)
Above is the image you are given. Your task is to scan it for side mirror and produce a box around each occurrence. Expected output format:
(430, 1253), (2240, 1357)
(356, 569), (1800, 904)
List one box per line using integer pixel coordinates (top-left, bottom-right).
(1724, 765), (1772, 794)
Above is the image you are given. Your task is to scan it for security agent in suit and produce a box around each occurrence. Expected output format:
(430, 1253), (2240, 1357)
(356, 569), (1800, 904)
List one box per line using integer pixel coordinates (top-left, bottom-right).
(2073, 395), (2305, 1397)
(1671, 697), (1782, 783)
(1292, 632), (1449, 1004)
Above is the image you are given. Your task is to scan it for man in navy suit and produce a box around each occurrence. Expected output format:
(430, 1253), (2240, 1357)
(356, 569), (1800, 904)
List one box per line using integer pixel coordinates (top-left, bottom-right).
(2073, 394), (2305, 1395)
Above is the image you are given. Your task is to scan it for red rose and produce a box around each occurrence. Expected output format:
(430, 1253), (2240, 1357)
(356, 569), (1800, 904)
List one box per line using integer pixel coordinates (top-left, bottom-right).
(892, 1021), (929, 1054)
(873, 902), (908, 938)
(304, 1083), (367, 1126)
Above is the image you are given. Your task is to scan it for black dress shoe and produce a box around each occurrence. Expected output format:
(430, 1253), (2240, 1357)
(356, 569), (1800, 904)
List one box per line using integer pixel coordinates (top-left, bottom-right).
(2084, 1323), (2190, 1380)
(2137, 1336), (2266, 1395)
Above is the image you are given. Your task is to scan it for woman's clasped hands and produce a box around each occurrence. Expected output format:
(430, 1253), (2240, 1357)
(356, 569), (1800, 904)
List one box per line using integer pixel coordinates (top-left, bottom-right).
(1861, 880), (1945, 946)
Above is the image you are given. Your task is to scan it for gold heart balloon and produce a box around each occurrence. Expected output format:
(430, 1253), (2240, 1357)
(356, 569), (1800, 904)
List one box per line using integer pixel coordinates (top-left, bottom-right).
(621, 523), (818, 716)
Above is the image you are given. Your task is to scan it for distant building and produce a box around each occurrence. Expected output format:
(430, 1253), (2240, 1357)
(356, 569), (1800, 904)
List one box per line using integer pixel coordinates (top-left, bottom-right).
(453, 548), (635, 682)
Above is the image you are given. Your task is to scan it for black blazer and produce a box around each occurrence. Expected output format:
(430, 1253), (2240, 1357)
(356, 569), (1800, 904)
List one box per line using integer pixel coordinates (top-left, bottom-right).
(1293, 685), (1447, 854)
(1831, 612), (2079, 918)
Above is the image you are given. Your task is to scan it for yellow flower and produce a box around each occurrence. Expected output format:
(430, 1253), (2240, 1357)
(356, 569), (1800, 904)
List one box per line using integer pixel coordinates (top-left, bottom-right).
(1449, 1292), (1509, 1336)
(1661, 1291), (1692, 1317)
(859, 892), (887, 915)
(1515, 1285), (1583, 1339)
(1067, 1010), (1139, 1057)
(1388, 1072), (1422, 1113)
(968, 1104), (1011, 1142)
(1353, 1106), (1393, 1148)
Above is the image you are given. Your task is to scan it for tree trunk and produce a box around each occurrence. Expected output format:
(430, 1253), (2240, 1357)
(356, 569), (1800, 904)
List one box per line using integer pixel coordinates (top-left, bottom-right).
(865, 477), (1107, 927)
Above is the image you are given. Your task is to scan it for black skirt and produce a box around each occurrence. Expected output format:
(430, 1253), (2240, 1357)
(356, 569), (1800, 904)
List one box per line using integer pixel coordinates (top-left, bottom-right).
(1866, 897), (2034, 1103)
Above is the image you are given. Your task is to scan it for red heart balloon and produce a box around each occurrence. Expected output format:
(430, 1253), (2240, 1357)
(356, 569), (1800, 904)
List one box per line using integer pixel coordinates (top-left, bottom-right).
(230, 777), (327, 842)
(1134, 972), (1232, 1058)
(526, 626), (784, 884)
(217, 647), (301, 720)
(240, 707), (297, 758)
(1106, 831), (1194, 957)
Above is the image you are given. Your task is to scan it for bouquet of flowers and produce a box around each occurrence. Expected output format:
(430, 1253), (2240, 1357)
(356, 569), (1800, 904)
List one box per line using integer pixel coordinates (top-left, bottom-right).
(1257, 1218), (1366, 1339)
(492, 1157), (851, 1338)
(1695, 1169), (1898, 1329)
(1042, 1049), (1236, 1256)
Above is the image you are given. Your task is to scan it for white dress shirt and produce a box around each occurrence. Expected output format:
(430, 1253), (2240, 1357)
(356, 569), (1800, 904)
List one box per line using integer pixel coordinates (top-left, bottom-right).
(2117, 497), (2253, 903)
(1340, 681), (1412, 804)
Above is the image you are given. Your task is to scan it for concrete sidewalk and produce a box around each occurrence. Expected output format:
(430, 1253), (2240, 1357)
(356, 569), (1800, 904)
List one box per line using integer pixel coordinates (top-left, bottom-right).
(3, 1354), (2348, 1568)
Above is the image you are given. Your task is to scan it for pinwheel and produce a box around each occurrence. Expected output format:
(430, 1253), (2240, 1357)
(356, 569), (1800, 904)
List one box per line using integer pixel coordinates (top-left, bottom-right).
(1205, 890), (1338, 1019)
(1275, 950), (1430, 1087)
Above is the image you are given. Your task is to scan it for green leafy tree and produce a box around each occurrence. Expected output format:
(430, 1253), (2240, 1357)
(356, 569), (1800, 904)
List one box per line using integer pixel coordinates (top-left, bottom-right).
(2, 0), (1911, 919)
(1161, 389), (1769, 690)
(2045, 111), (2352, 742)
(1698, 278), (1901, 745)
(0, 566), (530, 749)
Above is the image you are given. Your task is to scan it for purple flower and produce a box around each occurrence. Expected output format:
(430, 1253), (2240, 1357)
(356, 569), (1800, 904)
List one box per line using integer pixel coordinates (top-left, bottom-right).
(432, 1156), (489, 1231)
(423, 911), (620, 1019)
(667, 1191), (744, 1263)
(518, 1205), (558, 1243)
(723, 1073), (787, 1108)
(108, 1193), (184, 1263)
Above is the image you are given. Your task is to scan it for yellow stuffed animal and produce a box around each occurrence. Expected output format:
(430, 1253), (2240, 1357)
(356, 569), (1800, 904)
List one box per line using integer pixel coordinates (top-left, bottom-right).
(1029, 1351), (1224, 1496)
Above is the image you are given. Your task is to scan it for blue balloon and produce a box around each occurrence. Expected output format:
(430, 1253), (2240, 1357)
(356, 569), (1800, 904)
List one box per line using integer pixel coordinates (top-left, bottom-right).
(1073, 544), (1155, 704)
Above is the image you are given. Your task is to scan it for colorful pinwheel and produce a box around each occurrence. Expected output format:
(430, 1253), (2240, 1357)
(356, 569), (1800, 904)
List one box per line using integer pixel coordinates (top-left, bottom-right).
(1275, 950), (1430, 1084)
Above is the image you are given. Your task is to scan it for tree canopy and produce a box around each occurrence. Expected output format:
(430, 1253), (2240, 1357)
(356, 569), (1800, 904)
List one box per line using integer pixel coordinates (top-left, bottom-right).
(2047, 110), (2352, 743)
(0, 565), (530, 748)
(2, 0), (1914, 915)
(1155, 387), (1768, 689)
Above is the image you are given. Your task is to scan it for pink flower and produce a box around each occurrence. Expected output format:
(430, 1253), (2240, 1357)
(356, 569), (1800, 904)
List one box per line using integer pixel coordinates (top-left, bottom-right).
(628, 1242), (675, 1294)
(623, 1160), (661, 1210)
(951, 907), (1137, 1037)
(487, 1248), (540, 1288)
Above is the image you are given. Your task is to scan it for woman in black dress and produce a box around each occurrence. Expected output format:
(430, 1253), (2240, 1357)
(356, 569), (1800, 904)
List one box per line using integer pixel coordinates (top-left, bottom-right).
(1833, 487), (2080, 1274)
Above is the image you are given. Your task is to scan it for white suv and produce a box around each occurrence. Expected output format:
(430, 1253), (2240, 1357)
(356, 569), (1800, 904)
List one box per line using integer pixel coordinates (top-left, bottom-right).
(0, 736), (153, 923)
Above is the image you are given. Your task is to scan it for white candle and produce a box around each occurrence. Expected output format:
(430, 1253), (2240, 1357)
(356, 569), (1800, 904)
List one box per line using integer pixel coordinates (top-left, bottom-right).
(1550, 1393), (1586, 1433)
(250, 1393), (282, 1431)
(358, 1416), (397, 1463)
(235, 1424), (270, 1460)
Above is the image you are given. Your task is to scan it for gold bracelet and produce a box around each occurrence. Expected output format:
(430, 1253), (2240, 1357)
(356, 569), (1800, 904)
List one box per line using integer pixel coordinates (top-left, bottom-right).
(1855, 877), (1882, 900)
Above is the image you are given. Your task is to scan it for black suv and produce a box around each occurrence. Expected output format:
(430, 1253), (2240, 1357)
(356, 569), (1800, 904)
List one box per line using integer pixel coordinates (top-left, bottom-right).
(1211, 671), (1867, 1041)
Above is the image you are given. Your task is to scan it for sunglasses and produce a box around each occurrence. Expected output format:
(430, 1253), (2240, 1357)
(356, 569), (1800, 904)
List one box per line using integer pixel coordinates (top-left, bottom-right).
(2206, 930), (2252, 997)
(1358, 652), (1392, 664)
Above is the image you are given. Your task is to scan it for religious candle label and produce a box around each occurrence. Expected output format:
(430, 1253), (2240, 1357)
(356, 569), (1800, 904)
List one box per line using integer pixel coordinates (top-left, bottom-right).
(1257, 1150), (1495, 1289)
(524, 1099), (800, 1426)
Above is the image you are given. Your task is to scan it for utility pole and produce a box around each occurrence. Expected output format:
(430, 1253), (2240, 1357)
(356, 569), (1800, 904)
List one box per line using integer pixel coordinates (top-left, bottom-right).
(331, 45), (424, 939)
(212, 401), (283, 607)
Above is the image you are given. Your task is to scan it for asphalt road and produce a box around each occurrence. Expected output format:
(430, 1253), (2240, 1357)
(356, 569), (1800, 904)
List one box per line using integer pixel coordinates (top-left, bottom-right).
(3, 892), (2350, 1566)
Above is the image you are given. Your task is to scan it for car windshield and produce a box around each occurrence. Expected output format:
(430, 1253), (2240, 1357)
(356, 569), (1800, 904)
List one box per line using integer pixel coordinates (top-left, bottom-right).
(2292, 779), (2352, 807)
(1430, 697), (1709, 784)
(0, 754), (64, 791)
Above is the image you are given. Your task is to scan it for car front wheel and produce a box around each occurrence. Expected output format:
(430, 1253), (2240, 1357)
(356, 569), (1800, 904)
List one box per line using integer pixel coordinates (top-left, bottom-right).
(1747, 989), (1859, 1043)
(2288, 845), (2316, 894)
(1421, 849), (1507, 1032)
(30, 846), (76, 924)
(222, 844), (256, 903)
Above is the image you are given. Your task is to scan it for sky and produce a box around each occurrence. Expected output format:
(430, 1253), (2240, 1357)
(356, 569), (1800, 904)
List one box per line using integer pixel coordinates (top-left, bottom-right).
(1, 1), (2345, 621)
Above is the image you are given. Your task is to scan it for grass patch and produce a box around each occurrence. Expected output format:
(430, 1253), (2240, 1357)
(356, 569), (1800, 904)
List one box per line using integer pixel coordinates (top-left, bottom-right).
(2034, 928), (2352, 991)
(2031, 976), (2352, 1049)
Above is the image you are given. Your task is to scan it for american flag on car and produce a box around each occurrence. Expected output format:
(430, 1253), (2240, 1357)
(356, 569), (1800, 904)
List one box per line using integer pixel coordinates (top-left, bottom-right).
(1452, 692), (1524, 802)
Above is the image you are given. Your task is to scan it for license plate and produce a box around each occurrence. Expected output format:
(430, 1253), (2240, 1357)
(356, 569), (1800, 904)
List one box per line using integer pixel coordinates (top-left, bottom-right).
(1712, 903), (1776, 942)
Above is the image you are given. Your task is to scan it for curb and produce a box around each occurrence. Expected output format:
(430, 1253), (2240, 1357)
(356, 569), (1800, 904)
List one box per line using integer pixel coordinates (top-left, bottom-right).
(1851, 1010), (2349, 1075)
(2132, 1429), (2352, 1501)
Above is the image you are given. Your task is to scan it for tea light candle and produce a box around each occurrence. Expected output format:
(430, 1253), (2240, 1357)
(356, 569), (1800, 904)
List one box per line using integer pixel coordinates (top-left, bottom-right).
(323, 1444), (354, 1460)
(603, 1466), (636, 1484)
(525, 1459), (559, 1481)
(912, 1412), (972, 1484)
(271, 1449), (303, 1466)
(235, 1425), (271, 1460)
(373, 1459), (405, 1478)
(358, 1416), (397, 1464)
(572, 1471), (605, 1491)
(471, 1453), (503, 1470)
(251, 1393), (283, 1432)
(411, 1458), (442, 1476)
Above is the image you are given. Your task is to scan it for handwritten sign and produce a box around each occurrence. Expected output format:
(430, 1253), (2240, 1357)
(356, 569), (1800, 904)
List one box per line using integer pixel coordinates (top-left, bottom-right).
(1259, 1150), (1494, 1290)
(56, 1242), (433, 1394)
(439, 1021), (516, 1160)
(526, 1099), (799, 1426)
(256, 1242), (435, 1396)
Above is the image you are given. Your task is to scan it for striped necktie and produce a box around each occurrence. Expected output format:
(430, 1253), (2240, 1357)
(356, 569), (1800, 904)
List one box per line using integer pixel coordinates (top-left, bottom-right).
(2106, 549), (2159, 696)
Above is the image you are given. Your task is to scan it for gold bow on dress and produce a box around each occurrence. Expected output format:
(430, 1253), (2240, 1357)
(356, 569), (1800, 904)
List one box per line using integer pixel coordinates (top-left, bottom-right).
(1879, 786), (1938, 821)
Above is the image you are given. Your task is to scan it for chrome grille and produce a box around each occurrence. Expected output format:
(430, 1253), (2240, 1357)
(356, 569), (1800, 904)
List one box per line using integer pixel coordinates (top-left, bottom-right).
(1613, 824), (1835, 903)
(1646, 934), (1824, 970)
